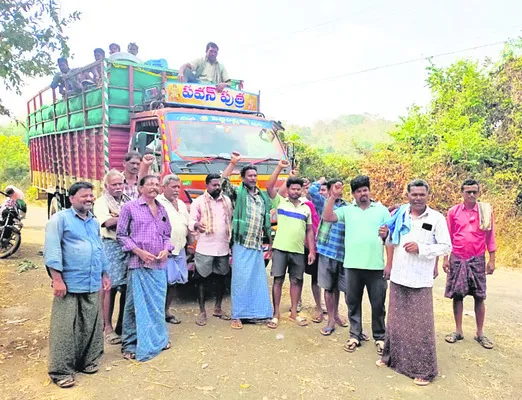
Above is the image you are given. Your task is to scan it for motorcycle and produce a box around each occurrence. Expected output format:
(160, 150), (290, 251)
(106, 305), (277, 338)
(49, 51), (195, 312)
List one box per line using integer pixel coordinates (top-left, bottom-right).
(0, 188), (27, 259)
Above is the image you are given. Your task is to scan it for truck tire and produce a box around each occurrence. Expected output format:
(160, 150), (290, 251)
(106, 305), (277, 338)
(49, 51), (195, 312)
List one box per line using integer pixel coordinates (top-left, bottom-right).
(48, 195), (62, 218)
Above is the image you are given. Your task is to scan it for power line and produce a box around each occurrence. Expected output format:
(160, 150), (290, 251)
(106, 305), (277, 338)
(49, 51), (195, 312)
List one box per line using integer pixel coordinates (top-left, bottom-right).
(274, 40), (508, 91)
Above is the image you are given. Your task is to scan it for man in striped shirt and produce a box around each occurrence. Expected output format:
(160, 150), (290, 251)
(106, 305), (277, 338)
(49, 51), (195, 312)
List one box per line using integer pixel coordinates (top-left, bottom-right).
(308, 178), (349, 336)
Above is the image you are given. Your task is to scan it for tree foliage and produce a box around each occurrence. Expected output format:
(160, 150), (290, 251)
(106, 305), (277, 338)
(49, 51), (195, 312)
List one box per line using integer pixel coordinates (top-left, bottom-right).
(0, 0), (81, 116)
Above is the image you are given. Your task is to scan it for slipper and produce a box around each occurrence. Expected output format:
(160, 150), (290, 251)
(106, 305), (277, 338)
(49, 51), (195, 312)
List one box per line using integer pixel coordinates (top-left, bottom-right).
(54, 377), (75, 388)
(413, 378), (430, 386)
(474, 335), (494, 349)
(320, 326), (335, 336)
(445, 332), (464, 344)
(195, 314), (207, 326)
(162, 342), (172, 351)
(343, 338), (360, 353)
(361, 332), (371, 341)
(213, 313), (231, 321)
(375, 340), (385, 356)
(165, 315), (181, 324)
(375, 359), (387, 367)
(312, 312), (324, 323)
(105, 331), (122, 345)
(335, 316), (349, 327)
(231, 319), (243, 330)
(289, 315), (309, 327)
(267, 317), (279, 329)
(289, 301), (303, 314)
(123, 352), (136, 360)
(81, 363), (99, 374)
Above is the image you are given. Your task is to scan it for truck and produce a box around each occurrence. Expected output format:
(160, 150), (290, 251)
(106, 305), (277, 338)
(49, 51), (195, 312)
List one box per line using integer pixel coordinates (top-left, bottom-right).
(26, 58), (292, 216)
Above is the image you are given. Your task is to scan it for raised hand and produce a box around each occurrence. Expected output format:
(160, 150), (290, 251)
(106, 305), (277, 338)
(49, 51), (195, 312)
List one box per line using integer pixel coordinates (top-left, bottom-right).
(330, 182), (344, 197)
(278, 159), (290, 170)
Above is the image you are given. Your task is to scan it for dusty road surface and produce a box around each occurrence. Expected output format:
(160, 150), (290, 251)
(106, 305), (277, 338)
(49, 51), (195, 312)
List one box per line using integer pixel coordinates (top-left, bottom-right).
(1, 206), (521, 400)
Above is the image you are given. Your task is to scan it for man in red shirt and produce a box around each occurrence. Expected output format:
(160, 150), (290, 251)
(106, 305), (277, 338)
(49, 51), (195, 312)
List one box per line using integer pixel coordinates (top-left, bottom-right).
(443, 179), (497, 349)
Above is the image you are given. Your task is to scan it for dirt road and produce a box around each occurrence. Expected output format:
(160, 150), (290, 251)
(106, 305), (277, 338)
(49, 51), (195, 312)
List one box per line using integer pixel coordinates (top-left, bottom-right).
(1, 206), (521, 400)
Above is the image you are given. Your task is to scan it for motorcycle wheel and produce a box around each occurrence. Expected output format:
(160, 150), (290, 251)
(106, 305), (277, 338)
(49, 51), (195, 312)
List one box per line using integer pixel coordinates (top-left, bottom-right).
(0, 230), (21, 259)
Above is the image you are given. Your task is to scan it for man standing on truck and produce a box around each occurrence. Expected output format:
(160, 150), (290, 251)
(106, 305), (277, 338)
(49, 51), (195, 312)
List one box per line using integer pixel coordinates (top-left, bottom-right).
(178, 42), (231, 93)
(266, 159), (316, 329)
(93, 170), (131, 346)
(189, 173), (233, 326)
(117, 175), (173, 361)
(44, 182), (111, 388)
(221, 152), (273, 330)
(50, 57), (82, 96)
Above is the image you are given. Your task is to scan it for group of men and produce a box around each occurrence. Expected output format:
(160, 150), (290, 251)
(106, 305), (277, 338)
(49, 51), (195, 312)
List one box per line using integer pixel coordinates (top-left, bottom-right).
(44, 150), (497, 388)
(50, 41), (230, 98)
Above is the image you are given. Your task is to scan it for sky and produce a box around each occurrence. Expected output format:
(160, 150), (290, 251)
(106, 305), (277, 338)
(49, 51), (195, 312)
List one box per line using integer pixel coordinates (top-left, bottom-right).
(2, 0), (522, 126)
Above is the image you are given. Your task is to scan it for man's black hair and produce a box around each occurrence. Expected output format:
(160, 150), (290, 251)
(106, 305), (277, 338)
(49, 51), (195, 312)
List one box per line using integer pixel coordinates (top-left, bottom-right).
(240, 164), (257, 178)
(286, 177), (304, 188)
(461, 179), (480, 191)
(124, 151), (143, 162)
(407, 179), (430, 193)
(326, 178), (342, 190)
(69, 182), (94, 197)
(57, 57), (68, 64)
(350, 175), (370, 193)
(94, 48), (105, 56)
(206, 173), (221, 185)
(139, 175), (159, 186)
(206, 42), (219, 51)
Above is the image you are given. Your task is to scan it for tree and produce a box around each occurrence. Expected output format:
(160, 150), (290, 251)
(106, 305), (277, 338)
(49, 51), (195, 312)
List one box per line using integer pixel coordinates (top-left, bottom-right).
(0, 0), (81, 117)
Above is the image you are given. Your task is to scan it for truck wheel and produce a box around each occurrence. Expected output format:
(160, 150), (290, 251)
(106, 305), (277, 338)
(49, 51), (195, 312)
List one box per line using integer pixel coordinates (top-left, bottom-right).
(48, 195), (62, 218)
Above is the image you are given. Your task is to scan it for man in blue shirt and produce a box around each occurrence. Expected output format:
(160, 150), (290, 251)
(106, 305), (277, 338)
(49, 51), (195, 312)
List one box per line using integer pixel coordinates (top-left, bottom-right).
(45, 182), (111, 388)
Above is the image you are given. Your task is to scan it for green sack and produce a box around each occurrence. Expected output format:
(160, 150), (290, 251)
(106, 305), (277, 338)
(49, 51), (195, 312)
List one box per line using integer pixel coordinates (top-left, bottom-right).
(109, 65), (129, 87)
(36, 124), (43, 135)
(86, 89), (102, 108)
(55, 101), (67, 116)
(87, 108), (103, 126)
(68, 96), (84, 112)
(57, 116), (68, 131)
(43, 121), (55, 134)
(42, 106), (54, 121)
(69, 111), (85, 129)
(29, 113), (36, 126)
(35, 111), (42, 123)
(29, 127), (36, 137)
(109, 88), (130, 106)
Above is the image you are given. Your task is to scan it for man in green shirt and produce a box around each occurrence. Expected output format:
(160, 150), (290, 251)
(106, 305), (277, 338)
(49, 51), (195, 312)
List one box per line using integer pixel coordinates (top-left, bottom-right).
(266, 159), (316, 329)
(323, 176), (390, 355)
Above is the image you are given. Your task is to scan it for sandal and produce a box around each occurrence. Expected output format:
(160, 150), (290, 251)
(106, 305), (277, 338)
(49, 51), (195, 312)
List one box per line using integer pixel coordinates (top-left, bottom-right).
(375, 359), (387, 367)
(231, 319), (243, 330)
(162, 341), (172, 351)
(312, 311), (324, 323)
(375, 340), (385, 356)
(413, 378), (430, 386)
(289, 315), (309, 326)
(343, 338), (360, 353)
(267, 317), (279, 329)
(474, 335), (494, 349)
(81, 363), (99, 374)
(213, 312), (231, 321)
(105, 331), (122, 345)
(361, 332), (371, 341)
(335, 316), (349, 327)
(320, 326), (335, 336)
(195, 313), (207, 326)
(54, 377), (75, 388)
(445, 332), (464, 344)
(123, 352), (136, 360)
(165, 315), (181, 324)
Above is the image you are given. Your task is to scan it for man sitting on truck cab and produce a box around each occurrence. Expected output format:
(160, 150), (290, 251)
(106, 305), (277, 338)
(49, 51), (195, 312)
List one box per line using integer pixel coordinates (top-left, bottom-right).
(178, 42), (231, 93)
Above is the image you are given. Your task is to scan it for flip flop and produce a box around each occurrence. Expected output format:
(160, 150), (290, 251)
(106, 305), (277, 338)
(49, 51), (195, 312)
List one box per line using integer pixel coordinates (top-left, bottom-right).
(213, 313), (231, 321)
(123, 352), (136, 360)
(289, 315), (309, 326)
(162, 342), (172, 351)
(105, 331), (122, 345)
(165, 315), (181, 324)
(375, 340), (385, 356)
(320, 326), (335, 336)
(343, 338), (360, 353)
(445, 332), (464, 343)
(413, 378), (430, 386)
(335, 316), (349, 327)
(375, 359), (387, 367)
(195, 314), (207, 326)
(267, 317), (279, 329)
(54, 377), (75, 388)
(81, 363), (99, 374)
(231, 319), (243, 330)
(312, 312), (324, 323)
(474, 335), (494, 349)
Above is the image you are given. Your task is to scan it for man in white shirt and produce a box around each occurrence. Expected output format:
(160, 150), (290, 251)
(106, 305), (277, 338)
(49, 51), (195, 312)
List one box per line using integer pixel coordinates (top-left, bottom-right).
(377, 179), (451, 386)
(157, 175), (192, 324)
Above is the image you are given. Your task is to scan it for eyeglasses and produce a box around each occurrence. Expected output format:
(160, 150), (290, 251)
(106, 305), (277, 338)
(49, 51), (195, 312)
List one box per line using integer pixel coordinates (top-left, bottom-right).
(464, 190), (478, 195)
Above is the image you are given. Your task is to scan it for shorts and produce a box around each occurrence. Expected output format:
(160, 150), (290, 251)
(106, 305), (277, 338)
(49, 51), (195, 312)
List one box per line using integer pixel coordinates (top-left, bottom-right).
(304, 247), (318, 282)
(317, 254), (347, 292)
(166, 249), (188, 285)
(194, 253), (230, 279)
(271, 249), (305, 280)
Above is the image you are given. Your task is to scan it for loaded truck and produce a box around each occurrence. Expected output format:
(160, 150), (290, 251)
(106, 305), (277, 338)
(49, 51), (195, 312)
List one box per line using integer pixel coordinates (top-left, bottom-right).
(26, 58), (292, 216)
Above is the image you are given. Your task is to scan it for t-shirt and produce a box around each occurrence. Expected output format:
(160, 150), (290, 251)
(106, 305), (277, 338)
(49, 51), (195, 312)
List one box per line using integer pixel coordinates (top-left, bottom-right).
(272, 194), (311, 254)
(335, 201), (390, 270)
(189, 57), (230, 84)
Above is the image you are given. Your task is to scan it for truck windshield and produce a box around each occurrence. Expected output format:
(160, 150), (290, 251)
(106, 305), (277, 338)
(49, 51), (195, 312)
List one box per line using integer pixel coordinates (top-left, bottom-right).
(166, 113), (282, 159)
